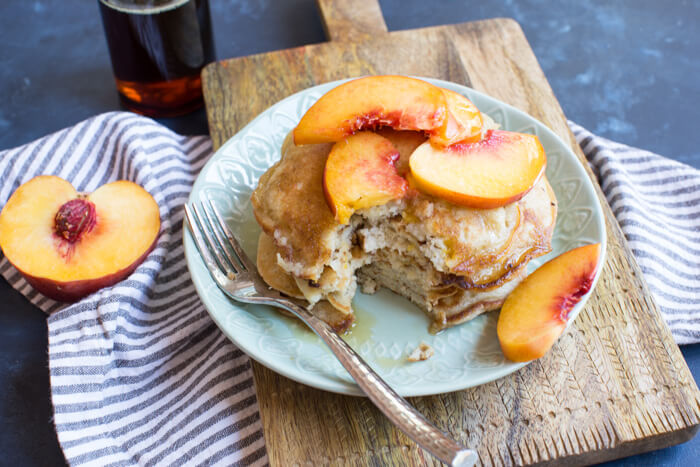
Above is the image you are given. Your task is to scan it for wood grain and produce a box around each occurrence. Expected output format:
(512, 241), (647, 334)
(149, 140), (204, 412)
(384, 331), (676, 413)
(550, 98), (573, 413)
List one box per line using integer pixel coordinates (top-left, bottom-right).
(201, 3), (700, 465)
(317, 0), (387, 42)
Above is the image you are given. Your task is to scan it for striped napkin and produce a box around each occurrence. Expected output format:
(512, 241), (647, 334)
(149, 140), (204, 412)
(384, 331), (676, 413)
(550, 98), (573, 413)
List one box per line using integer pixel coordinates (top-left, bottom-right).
(0, 113), (267, 466)
(0, 111), (698, 465)
(569, 122), (700, 344)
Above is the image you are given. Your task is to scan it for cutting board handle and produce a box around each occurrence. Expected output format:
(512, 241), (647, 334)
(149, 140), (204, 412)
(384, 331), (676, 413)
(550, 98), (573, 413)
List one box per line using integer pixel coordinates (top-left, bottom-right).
(316, 0), (388, 42)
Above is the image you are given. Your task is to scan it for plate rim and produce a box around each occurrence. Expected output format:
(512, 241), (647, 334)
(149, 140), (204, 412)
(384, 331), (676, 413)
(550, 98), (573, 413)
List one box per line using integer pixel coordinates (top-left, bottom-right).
(184, 76), (608, 396)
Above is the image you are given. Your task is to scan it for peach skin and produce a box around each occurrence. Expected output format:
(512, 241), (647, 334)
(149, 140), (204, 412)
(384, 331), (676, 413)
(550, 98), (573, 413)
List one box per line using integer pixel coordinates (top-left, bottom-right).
(497, 243), (602, 362)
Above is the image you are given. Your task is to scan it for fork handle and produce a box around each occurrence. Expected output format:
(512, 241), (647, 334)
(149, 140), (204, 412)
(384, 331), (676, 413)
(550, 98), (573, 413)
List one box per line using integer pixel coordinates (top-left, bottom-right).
(276, 299), (478, 467)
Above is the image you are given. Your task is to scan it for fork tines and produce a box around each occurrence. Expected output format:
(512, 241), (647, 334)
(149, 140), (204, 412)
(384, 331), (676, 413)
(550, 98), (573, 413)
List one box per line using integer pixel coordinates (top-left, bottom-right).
(184, 197), (254, 280)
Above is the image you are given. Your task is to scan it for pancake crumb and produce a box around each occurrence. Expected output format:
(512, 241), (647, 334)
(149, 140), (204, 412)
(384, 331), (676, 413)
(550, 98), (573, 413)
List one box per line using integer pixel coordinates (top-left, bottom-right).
(360, 277), (378, 294)
(408, 342), (434, 362)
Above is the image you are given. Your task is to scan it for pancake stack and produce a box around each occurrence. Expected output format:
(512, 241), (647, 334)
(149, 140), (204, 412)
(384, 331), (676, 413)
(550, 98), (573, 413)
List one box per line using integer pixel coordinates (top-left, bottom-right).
(252, 121), (557, 333)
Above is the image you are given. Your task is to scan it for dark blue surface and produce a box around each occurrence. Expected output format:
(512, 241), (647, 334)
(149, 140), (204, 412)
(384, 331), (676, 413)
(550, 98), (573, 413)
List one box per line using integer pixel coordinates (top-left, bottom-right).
(0, 1), (698, 465)
(382, 0), (700, 169)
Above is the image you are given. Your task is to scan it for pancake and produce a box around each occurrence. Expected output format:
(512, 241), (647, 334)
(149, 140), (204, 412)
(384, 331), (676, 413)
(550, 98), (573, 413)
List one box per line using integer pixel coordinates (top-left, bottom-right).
(251, 122), (557, 333)
(256, 231), (354, 333)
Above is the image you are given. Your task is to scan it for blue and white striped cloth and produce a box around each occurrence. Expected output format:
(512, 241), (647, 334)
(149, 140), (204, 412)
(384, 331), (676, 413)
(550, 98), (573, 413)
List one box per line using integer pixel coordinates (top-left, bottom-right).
(569, 122), (700, 344)
(0, 113), (266, 466)
(0, 112), (698, 465)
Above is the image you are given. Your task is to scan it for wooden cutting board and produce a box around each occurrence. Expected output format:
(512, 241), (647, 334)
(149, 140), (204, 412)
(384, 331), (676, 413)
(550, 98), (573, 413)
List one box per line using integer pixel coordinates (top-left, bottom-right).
(201, 1), (700, 464)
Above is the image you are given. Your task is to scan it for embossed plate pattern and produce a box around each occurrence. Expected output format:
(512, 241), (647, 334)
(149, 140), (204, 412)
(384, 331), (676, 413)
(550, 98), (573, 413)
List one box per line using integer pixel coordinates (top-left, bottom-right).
(184, 78), (607, 396)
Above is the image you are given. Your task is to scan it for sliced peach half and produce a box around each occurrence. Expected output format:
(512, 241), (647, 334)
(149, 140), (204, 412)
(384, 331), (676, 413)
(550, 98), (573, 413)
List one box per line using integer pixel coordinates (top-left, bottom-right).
(0, 175), (160, 302)
(430, 89), (483, 146)
(323, 132), (408, 224)
(294, 76), (448, 145)
(409, 129), (546, 208)
(497, 243), (602, 362)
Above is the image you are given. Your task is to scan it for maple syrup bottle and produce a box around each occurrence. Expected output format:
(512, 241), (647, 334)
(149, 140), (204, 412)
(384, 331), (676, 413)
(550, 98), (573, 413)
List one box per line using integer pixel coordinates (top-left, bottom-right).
(98, 0), (216, 117)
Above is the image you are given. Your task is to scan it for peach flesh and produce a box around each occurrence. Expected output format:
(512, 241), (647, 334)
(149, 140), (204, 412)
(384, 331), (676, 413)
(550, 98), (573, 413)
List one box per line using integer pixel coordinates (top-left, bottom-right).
(430, 89), (483, 146)
(409, 130), (546, 209)
(497, 243), (602, 362)
(374, 129), (427, 176)
(293, 76), (447, 145)
(0, 176), (160, 302)
(323, 132), (408, 224)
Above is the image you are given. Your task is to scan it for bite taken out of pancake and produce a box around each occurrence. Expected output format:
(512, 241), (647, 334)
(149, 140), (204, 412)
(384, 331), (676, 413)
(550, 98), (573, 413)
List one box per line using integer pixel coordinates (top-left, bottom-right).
(256, 231), (354, 333)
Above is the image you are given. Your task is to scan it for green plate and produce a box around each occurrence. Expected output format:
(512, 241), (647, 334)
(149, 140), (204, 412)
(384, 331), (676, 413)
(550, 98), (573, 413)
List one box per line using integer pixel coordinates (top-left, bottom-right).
(184, 77), (607, 396)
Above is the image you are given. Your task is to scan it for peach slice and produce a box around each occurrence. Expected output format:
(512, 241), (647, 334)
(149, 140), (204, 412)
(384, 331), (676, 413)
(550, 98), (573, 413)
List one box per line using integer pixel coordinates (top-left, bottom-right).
(294, 76), (445, 145)
(0, 175), (160, 302)
(294, 76), (483, 147)
(409, 130), (546, 208)
(497, 243), (602, 362)
(430, 89), (484, 147)
(323, 132), (408, 224)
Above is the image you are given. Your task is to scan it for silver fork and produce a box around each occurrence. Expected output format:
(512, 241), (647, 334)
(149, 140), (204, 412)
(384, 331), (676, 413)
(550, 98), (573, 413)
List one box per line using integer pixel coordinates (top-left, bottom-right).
(184, 197), (478, 467)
